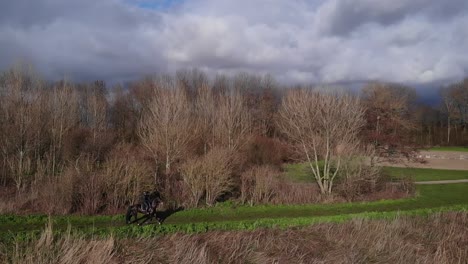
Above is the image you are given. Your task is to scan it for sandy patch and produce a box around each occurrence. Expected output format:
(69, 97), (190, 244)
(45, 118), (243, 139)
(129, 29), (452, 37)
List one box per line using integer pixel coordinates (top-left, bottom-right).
(379, 151), (468, 171)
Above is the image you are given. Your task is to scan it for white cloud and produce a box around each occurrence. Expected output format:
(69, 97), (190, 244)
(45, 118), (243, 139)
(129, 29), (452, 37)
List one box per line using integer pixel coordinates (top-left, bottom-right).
(0, 0), (467, 84)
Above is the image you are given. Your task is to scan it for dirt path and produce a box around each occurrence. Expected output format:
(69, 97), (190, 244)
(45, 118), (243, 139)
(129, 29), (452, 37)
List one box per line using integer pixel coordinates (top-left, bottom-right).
(415, 179), (468, 185)
(380, 150), (468, 171)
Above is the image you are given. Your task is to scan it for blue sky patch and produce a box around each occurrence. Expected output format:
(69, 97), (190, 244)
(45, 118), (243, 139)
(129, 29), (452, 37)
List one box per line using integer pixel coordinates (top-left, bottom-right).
(128, 0), (184, 10)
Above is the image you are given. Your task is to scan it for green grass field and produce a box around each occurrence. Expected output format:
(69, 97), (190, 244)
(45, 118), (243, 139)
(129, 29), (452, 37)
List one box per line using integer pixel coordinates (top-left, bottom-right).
(383, 167), (468, 182)
(283, 162), (314, 183)
(2, 165), (467, 243)
(284, 163), (468, 183)
(163, 183), (468, 224)
(428, 146), (468, 152)
(1, 183), (468, 242)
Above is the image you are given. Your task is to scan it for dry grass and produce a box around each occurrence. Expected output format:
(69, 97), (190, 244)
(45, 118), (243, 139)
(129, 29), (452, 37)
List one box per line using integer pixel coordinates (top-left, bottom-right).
(2, 221), (116, 264)
(180, 147), (236, 207)
(3, 212), (466, 264)
(136, 212), (468, 264)
(241, 165), (323, 205)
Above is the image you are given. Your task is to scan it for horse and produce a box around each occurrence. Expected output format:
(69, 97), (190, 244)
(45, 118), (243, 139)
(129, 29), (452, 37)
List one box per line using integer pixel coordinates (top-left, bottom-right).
(125, 191), (164, 226)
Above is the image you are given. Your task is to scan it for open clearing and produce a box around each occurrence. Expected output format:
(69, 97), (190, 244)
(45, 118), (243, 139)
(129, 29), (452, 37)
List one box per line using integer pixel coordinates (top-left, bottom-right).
(1, 183), (467, 242)
(284, 162), (468, 183)
(415, 179), (468, 184)
(381, 150), (468, 170)
(382, 167), (468, 182)
(1, 164), (467, 244)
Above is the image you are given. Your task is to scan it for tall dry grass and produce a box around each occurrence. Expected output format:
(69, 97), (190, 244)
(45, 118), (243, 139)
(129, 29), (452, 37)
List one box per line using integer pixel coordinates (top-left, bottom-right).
(136, 212), (467, 264)
(240, 165), (321, 205)
(3, 212), (466, 264)
(180, 147), (236, 207)
(3, 221), (115, 264)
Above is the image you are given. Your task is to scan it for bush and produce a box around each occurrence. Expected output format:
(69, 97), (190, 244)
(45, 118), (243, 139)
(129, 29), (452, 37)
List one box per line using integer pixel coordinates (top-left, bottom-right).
(180, 147), (235, 207)
(336, 152), (415, 202)
(243, 136), (292, 167)
(101, 144), (153, 213)
(241, 165), (321, 205)
(240, 165), (280, 205)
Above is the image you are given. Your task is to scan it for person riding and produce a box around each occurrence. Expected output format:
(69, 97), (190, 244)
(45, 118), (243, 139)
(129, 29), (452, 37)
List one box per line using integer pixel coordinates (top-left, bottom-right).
(141, 191), (152, 212)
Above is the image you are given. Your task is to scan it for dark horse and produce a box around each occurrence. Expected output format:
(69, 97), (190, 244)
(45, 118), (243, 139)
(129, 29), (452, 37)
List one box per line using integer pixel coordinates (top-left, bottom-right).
(126, 191), (163, 226)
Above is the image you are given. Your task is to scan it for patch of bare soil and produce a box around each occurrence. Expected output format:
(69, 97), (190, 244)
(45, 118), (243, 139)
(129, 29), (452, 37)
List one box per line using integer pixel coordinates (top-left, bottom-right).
(380, 151), (468, 170)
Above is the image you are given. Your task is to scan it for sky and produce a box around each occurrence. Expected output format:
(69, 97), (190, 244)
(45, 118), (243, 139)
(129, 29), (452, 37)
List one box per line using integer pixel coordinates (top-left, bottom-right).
(1, 0), (467, 86)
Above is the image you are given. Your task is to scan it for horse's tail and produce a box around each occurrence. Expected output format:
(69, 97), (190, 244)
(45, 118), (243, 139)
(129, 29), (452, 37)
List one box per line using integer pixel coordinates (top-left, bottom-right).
(125, 205), (135, 224)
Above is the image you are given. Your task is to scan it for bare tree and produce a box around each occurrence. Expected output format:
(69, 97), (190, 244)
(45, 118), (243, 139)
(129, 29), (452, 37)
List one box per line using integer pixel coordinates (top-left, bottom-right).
(0, 65), (46, 189)
(441, 80), (467, 144)
(84, 81), (108, 142)
(213, 88), (252, 151)
(443, 94), (454, 144)
(195, 82), (216, 154)
(138, 77), (194, 175)
(277, 89), (365, 194)
(47, 81), (79, 177)
(240, 165), (280, 205)
(109, 84), (139, 142)
(103, 144), (153, 210)
(180, 147), (235, 207)
(362, 83), (416, 136)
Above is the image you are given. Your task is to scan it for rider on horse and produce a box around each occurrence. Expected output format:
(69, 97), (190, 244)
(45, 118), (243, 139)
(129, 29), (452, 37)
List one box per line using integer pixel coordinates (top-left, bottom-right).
(126, 190), (163, 225)
(141, 191), (152, 212)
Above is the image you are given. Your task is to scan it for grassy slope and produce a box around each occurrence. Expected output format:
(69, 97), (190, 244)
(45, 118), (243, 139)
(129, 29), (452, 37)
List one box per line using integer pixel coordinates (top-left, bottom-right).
(2, 184), (468, 231)
(428, 146), (468, 152)
(1, 167), (467, 240)
(383, 167), (468, 182)
(283, 162), (313, 183)
(284, 163), (468, 183)
(165, 183), (468, 224)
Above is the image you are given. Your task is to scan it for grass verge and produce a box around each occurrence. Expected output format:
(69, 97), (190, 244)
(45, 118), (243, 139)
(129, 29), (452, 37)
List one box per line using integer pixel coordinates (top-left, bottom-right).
(383, 167), (468, 182)
(282, 162), (316, 183)
(284, 162), (468, 182)
(1, 183), (468, 242)
(3, 205), (467, 244)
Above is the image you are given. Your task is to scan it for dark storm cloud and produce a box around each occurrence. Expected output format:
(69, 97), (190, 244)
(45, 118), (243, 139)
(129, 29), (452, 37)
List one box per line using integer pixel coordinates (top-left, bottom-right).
(0, 0), (165, 82)
(0, 0), (144, 29)
(317, 0), (468, 36)
(0, 0), (467, 84)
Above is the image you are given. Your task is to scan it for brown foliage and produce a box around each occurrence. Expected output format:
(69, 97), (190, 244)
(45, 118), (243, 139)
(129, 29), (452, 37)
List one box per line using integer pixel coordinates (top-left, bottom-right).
(361, 82), (418, 151)
(109, 86), (139, 142)
(213, 88), (252, 151)
(147, 212), (467, 264)
(240, 165), (280, 205)
(240, 165), (322, 205)
(5, 221), (116, 264)
(180, 148), (236, 207)
(277, 89), (365, 194)
(7, 212), (464, 264)
(0, 66), (434, 213)
(100, 144), (154, 212)
(243, 136), (291, 167)
(272, 181), (321, 204)
(138, 78), (194, 175)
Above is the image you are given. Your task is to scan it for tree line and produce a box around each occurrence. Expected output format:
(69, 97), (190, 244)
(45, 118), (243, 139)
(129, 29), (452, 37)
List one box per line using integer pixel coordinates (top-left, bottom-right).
(0, 65), (466, 214)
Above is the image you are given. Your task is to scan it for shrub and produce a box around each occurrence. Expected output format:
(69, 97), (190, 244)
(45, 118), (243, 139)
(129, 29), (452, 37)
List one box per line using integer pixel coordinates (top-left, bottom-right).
(180, 147), (235, 207)
(240, 165), (280, 205)
(101, 144), (153, 213)
(243, 136), (292, 167)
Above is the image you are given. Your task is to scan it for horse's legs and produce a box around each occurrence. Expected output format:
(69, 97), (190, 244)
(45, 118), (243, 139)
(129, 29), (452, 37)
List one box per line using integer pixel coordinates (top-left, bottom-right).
(138, 211), (162, 226)
(137, 214), (152, 226)
(154, 212), (161, 225)
(126, 206), (138, 224)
